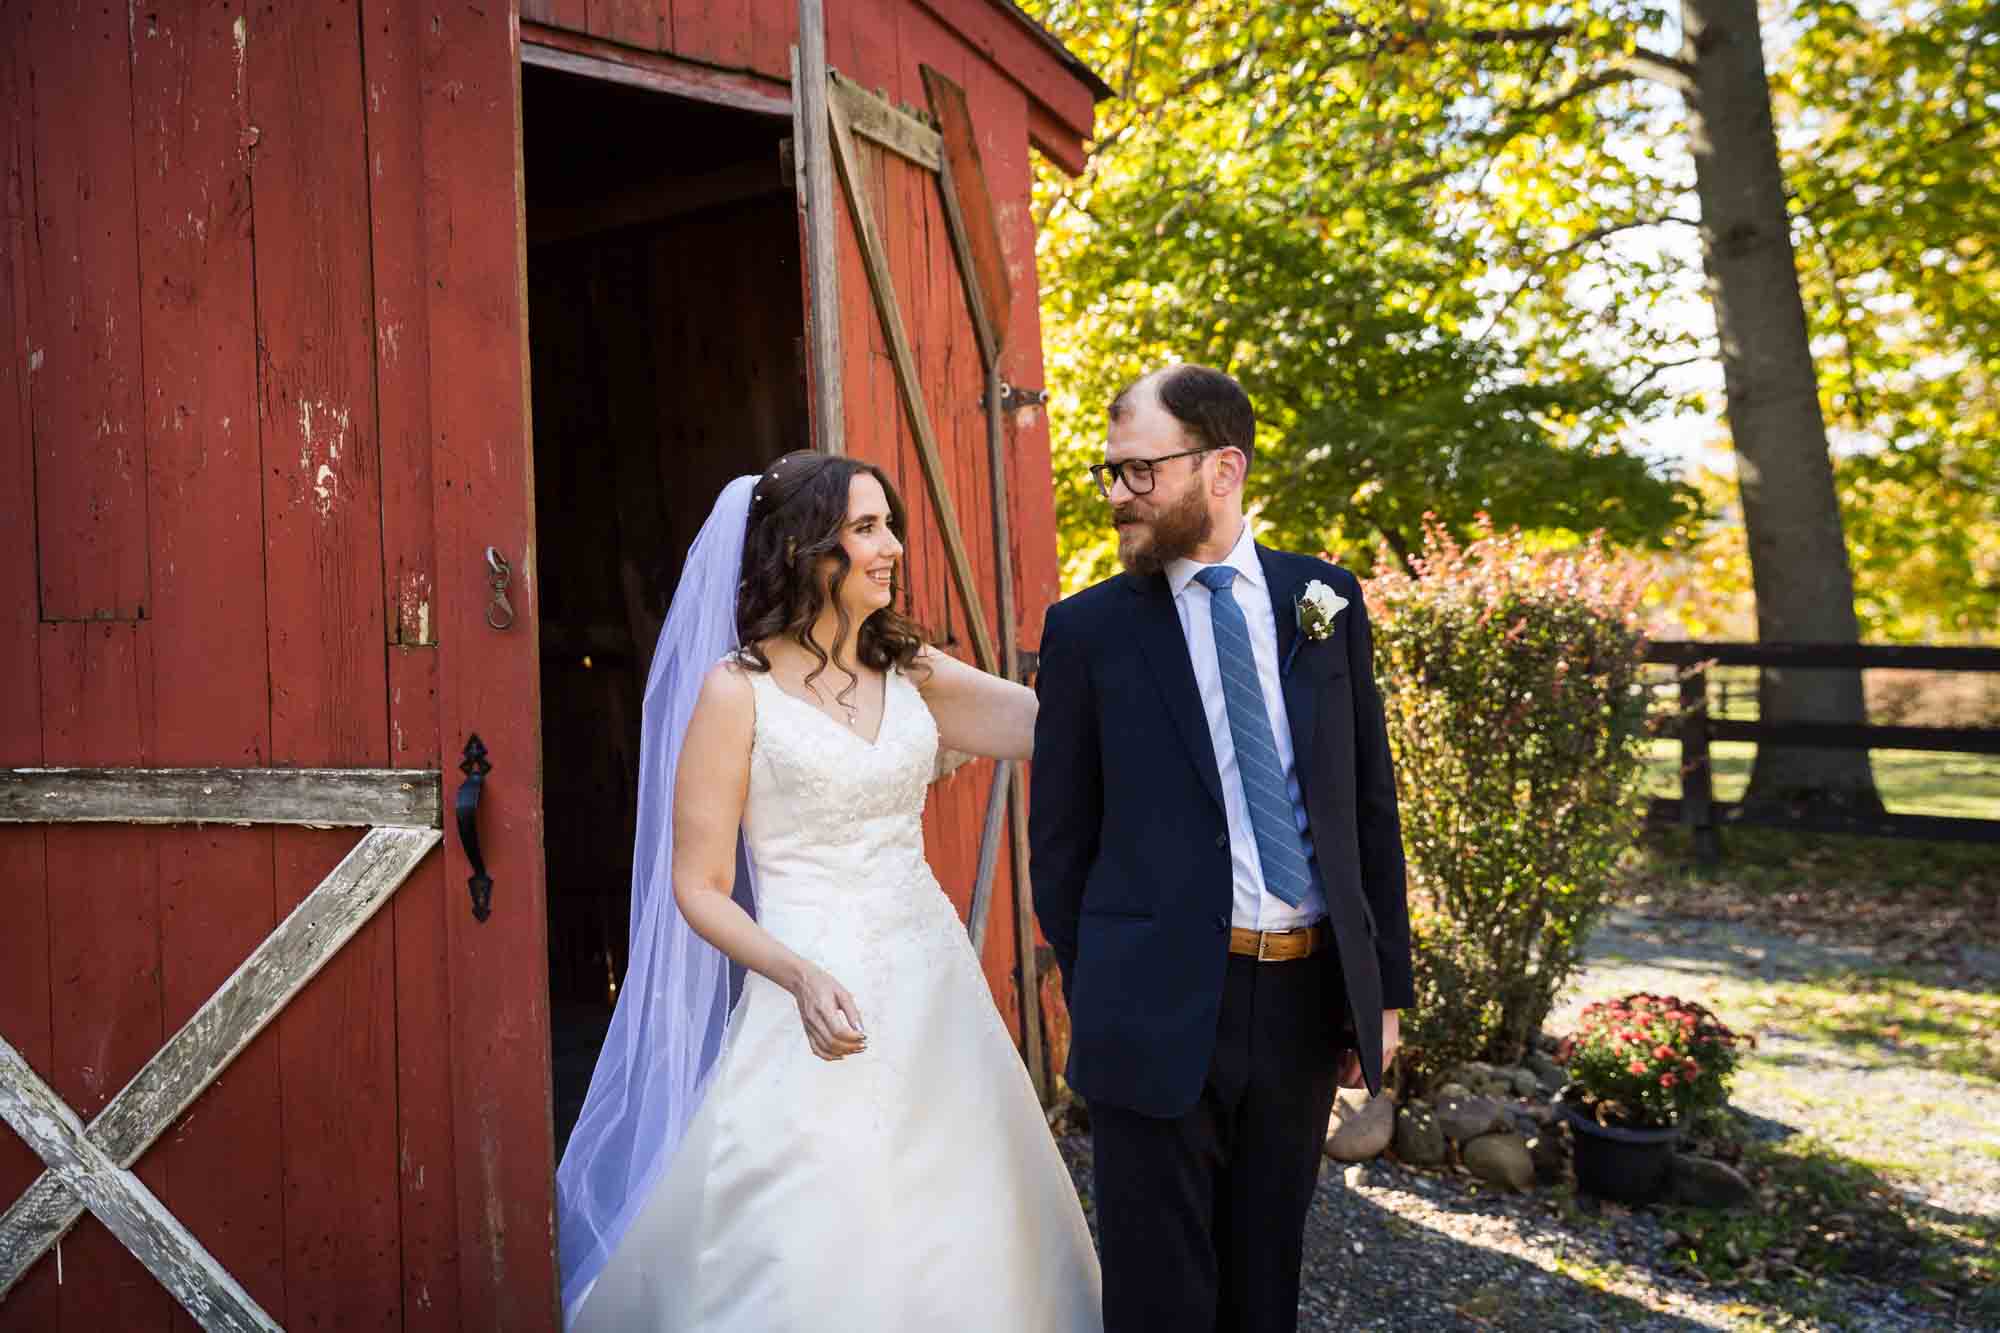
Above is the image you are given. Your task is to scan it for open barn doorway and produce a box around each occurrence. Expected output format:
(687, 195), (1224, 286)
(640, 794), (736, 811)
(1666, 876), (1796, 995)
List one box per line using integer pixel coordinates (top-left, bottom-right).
(520, 58), (809, 1153)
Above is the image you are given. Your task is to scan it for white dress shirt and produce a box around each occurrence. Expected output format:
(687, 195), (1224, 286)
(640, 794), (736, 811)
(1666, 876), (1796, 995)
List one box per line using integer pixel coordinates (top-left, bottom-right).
(1167, 523), (1326, 932)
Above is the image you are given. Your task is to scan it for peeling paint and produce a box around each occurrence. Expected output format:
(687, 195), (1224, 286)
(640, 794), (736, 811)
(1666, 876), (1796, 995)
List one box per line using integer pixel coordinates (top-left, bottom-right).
(482, 1113), (507, 1293)
(232, 15), (246, 64)
(296, 399), (353, 515)
(28, 347), (43, 373)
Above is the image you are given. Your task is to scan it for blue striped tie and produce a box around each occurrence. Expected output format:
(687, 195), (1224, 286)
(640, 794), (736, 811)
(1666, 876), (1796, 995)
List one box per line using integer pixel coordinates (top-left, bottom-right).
(1194, 566), (1312, 908)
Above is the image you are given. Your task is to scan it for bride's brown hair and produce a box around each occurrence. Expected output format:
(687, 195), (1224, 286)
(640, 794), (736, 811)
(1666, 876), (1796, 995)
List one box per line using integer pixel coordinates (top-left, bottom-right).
(735, 451), (929, 707)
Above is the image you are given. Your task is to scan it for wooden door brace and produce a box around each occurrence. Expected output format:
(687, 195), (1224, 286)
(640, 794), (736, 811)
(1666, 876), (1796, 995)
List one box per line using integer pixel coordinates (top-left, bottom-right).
(824, 84), (998, 675)
(920, 65), (1043, 1101)
(0, 769), (443, 1331)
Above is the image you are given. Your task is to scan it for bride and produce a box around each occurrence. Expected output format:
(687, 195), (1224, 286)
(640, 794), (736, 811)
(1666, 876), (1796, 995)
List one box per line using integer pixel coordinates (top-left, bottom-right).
(556, 451), (1101, 1330)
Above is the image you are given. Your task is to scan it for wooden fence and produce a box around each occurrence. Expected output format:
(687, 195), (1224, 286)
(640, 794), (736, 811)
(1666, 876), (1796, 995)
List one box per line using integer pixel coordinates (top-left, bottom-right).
(1645, 641), (2000, 861)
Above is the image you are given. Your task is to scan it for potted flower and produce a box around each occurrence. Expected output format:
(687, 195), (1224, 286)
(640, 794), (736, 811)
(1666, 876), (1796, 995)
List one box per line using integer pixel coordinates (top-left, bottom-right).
(1553, 993), (1752, 1204)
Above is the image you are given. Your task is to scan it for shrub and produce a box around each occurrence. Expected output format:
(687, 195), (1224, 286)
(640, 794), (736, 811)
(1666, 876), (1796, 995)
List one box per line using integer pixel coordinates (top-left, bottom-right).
(1367, 519), (1651, 1083)
(1556, 993), (1753, 1128)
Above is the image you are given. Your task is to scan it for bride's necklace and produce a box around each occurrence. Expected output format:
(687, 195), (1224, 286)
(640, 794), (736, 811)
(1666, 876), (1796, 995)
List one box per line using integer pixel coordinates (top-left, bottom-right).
(808, 684), (860, 729)
(801, 677), (863, 731)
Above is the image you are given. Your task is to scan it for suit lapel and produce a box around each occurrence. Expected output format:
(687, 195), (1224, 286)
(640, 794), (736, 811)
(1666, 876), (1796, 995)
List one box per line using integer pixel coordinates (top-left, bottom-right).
(1127, 573), (1226, 813)
(1258, 545), (1318, 789)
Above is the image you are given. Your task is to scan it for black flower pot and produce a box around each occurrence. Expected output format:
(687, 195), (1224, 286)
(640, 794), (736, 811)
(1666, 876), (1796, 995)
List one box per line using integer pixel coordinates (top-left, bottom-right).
(1555, 1096), (1679, 1205)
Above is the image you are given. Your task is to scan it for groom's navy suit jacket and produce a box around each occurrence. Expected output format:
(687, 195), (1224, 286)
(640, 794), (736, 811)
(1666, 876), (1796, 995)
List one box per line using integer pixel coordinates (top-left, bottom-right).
(1030, 546), (1414, 1118)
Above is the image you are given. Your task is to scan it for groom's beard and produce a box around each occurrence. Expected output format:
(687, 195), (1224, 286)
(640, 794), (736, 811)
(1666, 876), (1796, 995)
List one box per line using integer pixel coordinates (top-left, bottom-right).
(1115, 478), (1213, 576)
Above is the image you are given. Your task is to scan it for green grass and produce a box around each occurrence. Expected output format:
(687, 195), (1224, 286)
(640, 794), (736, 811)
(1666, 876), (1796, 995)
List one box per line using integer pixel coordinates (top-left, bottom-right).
(1645, 739), (2000, 820)
(1655, 1132), (2000, 1319)
(1740, 971), (2000, 1085)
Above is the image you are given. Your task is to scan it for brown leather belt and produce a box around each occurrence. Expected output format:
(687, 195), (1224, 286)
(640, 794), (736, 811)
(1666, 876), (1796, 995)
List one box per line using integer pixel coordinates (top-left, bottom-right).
(1227, 921), (1329, 962)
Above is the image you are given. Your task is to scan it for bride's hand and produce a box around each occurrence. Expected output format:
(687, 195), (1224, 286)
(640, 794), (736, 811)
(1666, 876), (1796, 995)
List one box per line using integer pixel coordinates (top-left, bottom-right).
(789, 962), (868, 1061)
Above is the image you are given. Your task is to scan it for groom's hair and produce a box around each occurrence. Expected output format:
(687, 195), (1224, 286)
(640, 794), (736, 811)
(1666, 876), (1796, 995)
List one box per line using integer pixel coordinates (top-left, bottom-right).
(1108, 364), (1256, 473)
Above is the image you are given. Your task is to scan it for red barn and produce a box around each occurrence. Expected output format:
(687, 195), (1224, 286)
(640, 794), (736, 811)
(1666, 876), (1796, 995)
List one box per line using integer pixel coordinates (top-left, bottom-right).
(0, 1), (1106, 1327)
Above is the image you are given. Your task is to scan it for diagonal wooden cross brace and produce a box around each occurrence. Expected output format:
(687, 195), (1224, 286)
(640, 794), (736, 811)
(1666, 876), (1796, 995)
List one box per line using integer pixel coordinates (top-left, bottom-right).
(0, 1038), (279, 1333)
(0, 825), (441, 1330)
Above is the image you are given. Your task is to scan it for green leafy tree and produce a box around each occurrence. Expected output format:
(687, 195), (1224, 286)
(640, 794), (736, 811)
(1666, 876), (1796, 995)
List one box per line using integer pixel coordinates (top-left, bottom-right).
(1778, 0), (2000, 641)
(1031, 1), (1699, 590)
(1027, 0), (2000, 810)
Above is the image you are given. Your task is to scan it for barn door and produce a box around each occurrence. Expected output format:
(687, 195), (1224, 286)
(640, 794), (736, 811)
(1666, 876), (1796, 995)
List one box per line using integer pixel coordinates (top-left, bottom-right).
(403, 10), (562, 1333)
(1, 3), (552, 1330)
(789, 26), (1047, 1099)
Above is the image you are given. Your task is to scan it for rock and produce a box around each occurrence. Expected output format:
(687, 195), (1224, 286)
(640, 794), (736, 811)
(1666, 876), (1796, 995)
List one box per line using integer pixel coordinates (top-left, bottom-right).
(1525, 1050), (1567, 1093)
(1393, 1102), (1447, 1167)
(1525, 1127), (1568, 1185)
(1436, 1088), (1506, 1143)
(1343, 1162), (1384, 1190)
(1442, 1063), (1508, 1097)
(1505, 1066), (1542, 1098)
(1669, 1154), (1756, 1209)
(1462, 1132), (1536, 1191)
(1324, 1088), (1395, 1162)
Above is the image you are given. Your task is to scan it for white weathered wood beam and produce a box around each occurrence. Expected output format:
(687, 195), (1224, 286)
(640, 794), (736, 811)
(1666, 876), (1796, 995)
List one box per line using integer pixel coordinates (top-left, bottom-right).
(0, 826), (441, 1302)
(793, 11), (845, 455)
(0, 767), (442, 828)
(828, 70), (942, 172)
(0, 1039), (281, 1332)
(826, 90), (998, 673)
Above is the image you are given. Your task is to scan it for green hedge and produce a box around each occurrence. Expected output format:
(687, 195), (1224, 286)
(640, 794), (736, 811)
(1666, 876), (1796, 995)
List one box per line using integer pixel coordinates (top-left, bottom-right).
(1368, 522), (1651, 1084)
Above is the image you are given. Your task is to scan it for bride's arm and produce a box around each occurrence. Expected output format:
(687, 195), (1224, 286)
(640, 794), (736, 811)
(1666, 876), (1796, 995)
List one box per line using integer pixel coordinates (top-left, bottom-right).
(914, 646), (1036, 761)
(673, 662), (867, 1060)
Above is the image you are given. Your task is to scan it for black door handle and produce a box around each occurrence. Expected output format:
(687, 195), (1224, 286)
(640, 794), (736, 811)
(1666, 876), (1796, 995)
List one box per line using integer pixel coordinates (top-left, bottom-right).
(457, 734), (494, 921)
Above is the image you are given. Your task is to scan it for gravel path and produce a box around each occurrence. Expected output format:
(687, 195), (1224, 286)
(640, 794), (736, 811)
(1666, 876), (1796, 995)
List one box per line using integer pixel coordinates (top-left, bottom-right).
(1057, 908), (2000, 1332)
(1548, 910), (2000, 1224)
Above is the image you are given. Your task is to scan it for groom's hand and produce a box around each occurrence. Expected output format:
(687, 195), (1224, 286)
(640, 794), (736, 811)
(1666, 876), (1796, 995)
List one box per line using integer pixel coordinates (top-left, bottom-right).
(1337, 1010), (1400, 1089)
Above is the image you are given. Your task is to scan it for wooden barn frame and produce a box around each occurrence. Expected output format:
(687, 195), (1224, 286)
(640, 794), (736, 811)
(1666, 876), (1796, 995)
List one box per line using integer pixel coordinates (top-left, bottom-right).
(1, 1), (1108, 1328)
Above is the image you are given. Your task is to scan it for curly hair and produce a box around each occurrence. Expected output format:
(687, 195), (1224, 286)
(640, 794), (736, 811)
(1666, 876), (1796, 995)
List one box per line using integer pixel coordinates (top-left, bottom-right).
(734, 451), (929, 708)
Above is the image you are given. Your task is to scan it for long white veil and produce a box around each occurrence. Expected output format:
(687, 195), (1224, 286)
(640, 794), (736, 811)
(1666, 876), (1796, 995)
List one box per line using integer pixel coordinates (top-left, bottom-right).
(554, 475), (759, 1324)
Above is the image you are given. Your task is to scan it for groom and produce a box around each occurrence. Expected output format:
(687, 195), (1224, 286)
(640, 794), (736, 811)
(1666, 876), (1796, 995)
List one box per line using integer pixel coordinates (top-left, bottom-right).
(1031, 365), (1413, 1333)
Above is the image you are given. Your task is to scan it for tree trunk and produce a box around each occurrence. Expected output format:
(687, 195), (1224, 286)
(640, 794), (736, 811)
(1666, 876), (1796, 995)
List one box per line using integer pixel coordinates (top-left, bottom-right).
(1680, 0), (1883, 814)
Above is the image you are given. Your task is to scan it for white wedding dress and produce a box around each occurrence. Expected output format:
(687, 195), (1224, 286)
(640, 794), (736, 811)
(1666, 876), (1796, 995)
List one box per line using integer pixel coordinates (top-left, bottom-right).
(570, 665), (1102, 1331)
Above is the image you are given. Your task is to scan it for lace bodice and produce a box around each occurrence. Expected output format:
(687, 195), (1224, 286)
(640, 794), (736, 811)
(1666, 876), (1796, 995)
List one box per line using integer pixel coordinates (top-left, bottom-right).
(739, 666), (943, 926)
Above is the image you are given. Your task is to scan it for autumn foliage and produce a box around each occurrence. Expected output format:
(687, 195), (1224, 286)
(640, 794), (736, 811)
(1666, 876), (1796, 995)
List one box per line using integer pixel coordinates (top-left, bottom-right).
(1367, 519), (1651, 1082)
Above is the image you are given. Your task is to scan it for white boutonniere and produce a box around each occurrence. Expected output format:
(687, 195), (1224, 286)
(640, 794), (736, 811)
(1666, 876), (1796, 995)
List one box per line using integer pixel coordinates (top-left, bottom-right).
(1298, 580), (1348, 641)
(1284, 579), (1348, 675)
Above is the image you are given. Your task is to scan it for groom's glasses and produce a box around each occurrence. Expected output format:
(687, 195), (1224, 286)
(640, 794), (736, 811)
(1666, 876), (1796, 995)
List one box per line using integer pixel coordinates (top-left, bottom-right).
(1088, 447), (1216, 499)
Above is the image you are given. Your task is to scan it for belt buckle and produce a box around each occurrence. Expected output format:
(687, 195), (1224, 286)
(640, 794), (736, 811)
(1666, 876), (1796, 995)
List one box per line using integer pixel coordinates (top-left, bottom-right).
(1257, 930), (1274, 962)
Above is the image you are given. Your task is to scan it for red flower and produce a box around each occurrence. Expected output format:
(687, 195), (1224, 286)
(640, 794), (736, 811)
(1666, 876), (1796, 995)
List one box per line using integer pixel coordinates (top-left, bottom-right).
(1654, 1045), (1675, 1061)
(1660, 1073), (1677, 1088)
(1627, 1059), (1647, 1075)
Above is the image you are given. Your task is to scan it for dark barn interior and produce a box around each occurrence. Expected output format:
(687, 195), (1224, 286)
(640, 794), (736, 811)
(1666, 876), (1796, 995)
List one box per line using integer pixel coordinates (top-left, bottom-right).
(521, 64), (809, 1147)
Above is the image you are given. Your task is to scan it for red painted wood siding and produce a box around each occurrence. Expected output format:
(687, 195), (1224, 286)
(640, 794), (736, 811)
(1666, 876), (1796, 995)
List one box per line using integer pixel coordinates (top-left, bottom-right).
(0, 2), (553, 1329)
